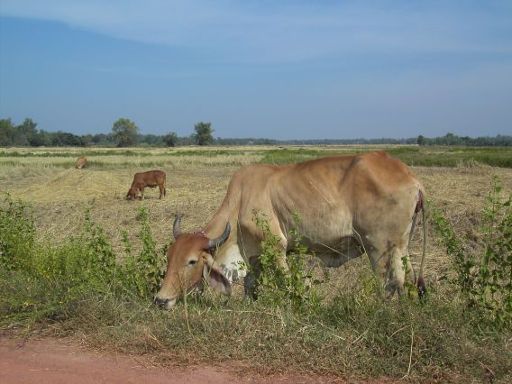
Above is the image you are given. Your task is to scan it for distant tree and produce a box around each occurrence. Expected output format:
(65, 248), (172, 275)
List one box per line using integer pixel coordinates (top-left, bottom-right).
(91, 133), (112, 146)
(444, 132), (457, 146)
(139, 134), (163, 146)
(178, 135), (194, 146)
(18, 118), (38, 146)
(193, 121), (214, 146)
(112, 118), (139, 147)
(163, 132), (178, 147)
(417, 135), (426, 146)
(81, 134), (94, 147)
(51, 131), (83, 146)
(35, 130), (53, 147)
(0, 118), (15, 146)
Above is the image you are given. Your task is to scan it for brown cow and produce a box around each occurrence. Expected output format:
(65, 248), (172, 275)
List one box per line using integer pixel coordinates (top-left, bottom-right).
(126, 170), (166, 200)
(75, 156), (88, 169)
(154, 151), (427, 309)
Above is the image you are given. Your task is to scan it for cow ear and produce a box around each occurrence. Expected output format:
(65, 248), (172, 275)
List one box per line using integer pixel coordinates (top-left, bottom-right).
(203, 262), (231, 295)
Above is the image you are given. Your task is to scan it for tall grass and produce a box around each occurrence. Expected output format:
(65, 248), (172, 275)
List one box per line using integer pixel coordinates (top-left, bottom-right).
(1, 193), (511, 382)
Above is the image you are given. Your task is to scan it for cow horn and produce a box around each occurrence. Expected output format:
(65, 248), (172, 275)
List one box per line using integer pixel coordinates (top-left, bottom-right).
(173, 214), (183, 239)
(207, 222), (231, 249)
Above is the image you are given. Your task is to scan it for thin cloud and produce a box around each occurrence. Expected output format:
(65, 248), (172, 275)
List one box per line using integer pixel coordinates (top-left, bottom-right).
(1, 0), (511, 63)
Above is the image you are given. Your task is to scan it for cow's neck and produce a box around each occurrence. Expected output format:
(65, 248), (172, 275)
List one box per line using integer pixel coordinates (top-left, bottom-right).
(203, 213), (247, 283)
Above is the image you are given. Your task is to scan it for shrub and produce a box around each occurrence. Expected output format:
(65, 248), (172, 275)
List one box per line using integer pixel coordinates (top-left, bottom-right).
(253, 212), (320, 311)
(432, 176), (512, 327)
(0, 197), (166, 326)
(119, 206), (165, 298)
(0, 194), (35, 271)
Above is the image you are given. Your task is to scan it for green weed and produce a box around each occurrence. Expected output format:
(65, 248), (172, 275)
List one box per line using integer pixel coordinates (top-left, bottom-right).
(252, 212), (321, 311)
(0, 194), (35, 271)
(432, 176), (512, 328)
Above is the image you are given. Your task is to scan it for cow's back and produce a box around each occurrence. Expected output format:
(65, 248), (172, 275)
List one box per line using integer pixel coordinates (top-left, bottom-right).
(134, 170), (166, 184)
(235, 152), (420, 246)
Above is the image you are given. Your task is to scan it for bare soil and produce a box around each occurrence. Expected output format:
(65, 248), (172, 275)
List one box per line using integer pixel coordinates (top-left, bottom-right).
(0, 337), (385, 384)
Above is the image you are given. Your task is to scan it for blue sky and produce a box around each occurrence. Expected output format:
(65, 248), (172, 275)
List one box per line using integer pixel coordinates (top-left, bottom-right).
(1, 1), (511, 139)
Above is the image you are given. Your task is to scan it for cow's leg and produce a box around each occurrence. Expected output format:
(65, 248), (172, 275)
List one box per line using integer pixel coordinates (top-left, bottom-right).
(366, 242), (410, 298)
(159, 184), (164, 199)
(140, 187), (144, 200)
(387, 246), (408, 297)
(244, 256), (261, 299)
(270, 223), (289, 273)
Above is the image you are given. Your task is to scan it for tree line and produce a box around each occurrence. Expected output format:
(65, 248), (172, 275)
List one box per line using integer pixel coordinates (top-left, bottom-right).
(1, 117), (511, 147)
(0, 118), (215, 147)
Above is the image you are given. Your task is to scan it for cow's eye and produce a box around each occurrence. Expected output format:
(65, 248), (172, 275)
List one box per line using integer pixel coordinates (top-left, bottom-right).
(188, 259), (198, 266)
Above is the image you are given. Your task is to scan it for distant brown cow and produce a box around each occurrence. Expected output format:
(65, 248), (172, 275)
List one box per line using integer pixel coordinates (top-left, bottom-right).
(126, 170), (166, 200)
(75, 156), (88, 169)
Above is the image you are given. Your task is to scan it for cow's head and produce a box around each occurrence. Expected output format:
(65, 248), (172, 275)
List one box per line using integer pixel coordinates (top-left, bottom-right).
(126, 187), (138, 200)
(154, 215), (231, 309)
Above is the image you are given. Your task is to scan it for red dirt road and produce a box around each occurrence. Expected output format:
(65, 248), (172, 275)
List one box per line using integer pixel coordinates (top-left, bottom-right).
(0, 337), (351, 384)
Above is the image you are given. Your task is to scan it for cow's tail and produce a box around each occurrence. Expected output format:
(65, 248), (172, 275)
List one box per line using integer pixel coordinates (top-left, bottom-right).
(413, 189), (427, 299)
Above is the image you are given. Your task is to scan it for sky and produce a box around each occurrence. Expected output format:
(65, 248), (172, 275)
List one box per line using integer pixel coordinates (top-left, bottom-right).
(0, 1), (511, 140)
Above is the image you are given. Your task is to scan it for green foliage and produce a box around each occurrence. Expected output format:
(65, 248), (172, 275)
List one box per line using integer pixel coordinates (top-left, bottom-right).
(82, 209), (116, 275)
(259, 148), (328, 164)
(253, 212), (320, 311)
(0, 196), (166, 325)
(0, 195), (35, 271)
(0, 119), (15, 146)
(112, 118), (139, 147)
(163, 132), (178, 147)
(119, 206), (165, 298)
(432, 177), (512, 327)
(193, 121), (214, 146)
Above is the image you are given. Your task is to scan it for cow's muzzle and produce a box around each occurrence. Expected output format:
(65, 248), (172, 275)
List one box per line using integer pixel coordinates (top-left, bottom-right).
(153, 296), (177, 310)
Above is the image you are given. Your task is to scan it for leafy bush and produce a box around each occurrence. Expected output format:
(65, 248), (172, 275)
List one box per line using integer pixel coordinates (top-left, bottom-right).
(0, 196), (166, 326)
(118, 206), (165, 298)
(432, 176), (512, 327)
(253, 212), (320, 310)
(0, 194), (35, 271)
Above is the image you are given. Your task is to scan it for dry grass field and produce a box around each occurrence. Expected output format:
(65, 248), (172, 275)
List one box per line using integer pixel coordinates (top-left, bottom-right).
(1, 145), (512, 383)
(1, 146), (511, 282)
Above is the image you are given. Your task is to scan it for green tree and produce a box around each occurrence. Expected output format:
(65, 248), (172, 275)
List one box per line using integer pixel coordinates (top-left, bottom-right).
(112, 118), (139, 147)
(81, 134), (93, 147)
(444, 132), (458, 146)
(36, 130), (53, 147)
(0, 119), (15, 146)
(19, 118), (38, 144)
(163, 132), (178, 147)
(417, 135), (426, 146)
(193, 121), (214, 146)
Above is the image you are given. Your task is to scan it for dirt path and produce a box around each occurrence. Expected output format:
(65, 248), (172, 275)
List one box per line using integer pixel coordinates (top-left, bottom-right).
(0, 337), (355, 384)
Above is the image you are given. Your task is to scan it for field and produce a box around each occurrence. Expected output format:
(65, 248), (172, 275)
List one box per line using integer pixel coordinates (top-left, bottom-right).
(1, 145), (512, 383)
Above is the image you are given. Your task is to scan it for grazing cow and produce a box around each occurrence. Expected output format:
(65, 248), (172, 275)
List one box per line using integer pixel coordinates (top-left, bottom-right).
(126, 170), (166, 200)
(154, 152), (427, 309)
(75, 156), (88, 169)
